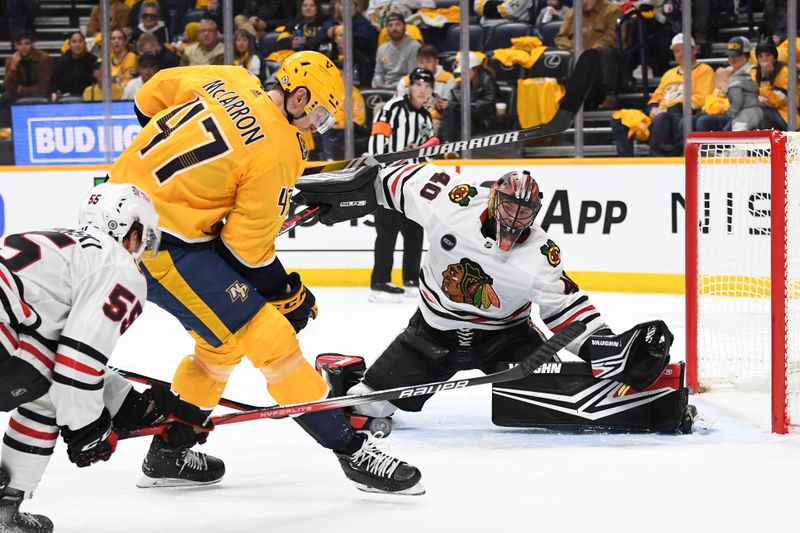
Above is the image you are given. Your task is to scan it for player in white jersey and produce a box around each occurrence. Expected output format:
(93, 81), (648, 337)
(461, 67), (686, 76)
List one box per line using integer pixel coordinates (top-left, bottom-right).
(0, 183), (212, 533)
(342, 163), (673, 420)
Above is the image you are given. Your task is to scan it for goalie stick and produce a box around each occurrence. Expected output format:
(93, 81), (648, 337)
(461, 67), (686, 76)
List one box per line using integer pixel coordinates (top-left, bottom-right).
(278, 49), (600, 235)
(116, 321), (586, 440)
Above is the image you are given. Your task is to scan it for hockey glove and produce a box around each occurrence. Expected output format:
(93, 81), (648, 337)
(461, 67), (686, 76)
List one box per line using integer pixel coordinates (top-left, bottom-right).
(579, 320), (673, 390)
(61, 409), (118, 468)
(293, 165), (379, 225)
(113, 384), (214, 444)
(268, 272), (318, 333)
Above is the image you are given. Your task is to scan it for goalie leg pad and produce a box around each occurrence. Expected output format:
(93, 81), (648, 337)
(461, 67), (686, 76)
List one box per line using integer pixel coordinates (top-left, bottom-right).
(580, 320), (673, 391)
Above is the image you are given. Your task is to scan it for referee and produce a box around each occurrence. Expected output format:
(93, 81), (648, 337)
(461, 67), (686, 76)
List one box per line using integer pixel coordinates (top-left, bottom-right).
(368, 67), (435, 302)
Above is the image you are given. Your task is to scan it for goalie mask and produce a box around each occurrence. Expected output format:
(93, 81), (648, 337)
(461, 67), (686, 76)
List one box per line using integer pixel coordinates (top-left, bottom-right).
(79, 182), (161, 261)
(487, 171), (541, 252)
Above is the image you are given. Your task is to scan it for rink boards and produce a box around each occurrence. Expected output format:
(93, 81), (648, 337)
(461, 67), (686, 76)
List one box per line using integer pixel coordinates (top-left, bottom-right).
(0, 158), (686, 293)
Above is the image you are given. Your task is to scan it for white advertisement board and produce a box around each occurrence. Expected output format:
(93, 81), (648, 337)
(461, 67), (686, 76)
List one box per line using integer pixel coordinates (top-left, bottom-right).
(0, 161), (687, 290)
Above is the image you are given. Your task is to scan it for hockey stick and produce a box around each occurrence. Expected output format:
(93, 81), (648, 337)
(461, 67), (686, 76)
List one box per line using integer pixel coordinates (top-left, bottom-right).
(278, 137), (440, 235)
(116, 321), (586, 440)
(109, 366), (260, 412)
(278, 50), (600, 236)
(299, 49), (599, 176)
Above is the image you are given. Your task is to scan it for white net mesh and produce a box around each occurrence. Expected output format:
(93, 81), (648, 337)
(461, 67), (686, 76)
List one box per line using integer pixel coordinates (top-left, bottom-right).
(694, 133), (800, 429)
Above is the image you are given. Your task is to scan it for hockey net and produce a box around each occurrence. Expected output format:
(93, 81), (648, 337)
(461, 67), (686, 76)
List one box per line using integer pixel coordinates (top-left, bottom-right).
(685, 130), (800, 434)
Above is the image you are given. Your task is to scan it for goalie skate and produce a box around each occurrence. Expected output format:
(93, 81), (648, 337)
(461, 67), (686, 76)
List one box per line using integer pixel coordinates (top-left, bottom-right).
(335, 433), (425, 496)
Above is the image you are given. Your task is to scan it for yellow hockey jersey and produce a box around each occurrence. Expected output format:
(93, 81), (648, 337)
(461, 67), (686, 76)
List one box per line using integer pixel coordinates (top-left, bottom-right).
(648, 63), (714, 110)
(108, 65), (306, 268)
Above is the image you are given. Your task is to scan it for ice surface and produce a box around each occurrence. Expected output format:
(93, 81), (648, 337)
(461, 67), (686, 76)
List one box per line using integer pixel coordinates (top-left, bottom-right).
(3, 290), (798, 532)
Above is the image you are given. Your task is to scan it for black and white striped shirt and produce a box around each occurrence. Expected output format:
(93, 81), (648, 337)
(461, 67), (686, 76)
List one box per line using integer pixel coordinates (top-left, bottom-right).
(368, 95), (434, 155)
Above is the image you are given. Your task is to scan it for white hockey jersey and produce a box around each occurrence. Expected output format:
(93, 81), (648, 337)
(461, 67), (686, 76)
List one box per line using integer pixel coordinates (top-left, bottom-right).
(374, 163), (607, 354)
(0, 226), (146, 431)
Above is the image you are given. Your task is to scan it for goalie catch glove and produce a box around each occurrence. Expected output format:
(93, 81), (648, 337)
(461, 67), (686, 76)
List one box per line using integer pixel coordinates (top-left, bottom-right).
(268, 272), (318, 333)
(293, 165), (379, 225)
(113, 384), (214, 446)
(579, 320), (673, 390)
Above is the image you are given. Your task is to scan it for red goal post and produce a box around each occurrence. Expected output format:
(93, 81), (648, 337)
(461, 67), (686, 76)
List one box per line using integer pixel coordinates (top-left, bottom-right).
(685, 130), (798, 434)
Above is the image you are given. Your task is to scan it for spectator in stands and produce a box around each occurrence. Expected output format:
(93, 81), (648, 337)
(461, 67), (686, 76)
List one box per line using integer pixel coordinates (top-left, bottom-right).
(326, 24), (372, 86)
(51, 31), (97, 101)
(696, 36), (763, 132)
(122, 53), (159, 100)
(395, 45), (455, 105)
(83, 58), (124, 101)
(87, 0), (130, 37)
(438, 52), (502, 143)
(610, 33), (714, 157)
(291, 0), (329, 51)
(109, 28), (139, 87)
(233, 28), (262, 78)
(321, 0), (379, 71)
(555, 0), (622, 110)
(246, 0), (297, 34)
(372, 12), (420, 89)
(753, 42), (789, 131)
(137, 31), (180, 69)
(0, 29), (53, 105)
(6, 0), (39, 44)
(474, 0), (533, 25)
(180, 18), (224, 66)
(534, 0), (568, 32)
(368, 67), (435, 301)
(132, 1), (170, 45)
(365, 0), (435, 27)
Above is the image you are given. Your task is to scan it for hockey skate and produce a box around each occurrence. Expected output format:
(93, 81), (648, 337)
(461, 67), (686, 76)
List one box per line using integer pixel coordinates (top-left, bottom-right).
(368, 282), (405, 303)
(0, 488), (53, 533)
(335, 433), (424, 496)
(137, 437), (225, 488)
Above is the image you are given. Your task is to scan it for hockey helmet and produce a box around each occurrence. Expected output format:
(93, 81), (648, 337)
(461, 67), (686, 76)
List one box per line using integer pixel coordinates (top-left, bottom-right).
(79, 182), (161, 261)
(409, 67), (434, 86)
(487, 171), (541, 252)
(275, 50), (345, 134)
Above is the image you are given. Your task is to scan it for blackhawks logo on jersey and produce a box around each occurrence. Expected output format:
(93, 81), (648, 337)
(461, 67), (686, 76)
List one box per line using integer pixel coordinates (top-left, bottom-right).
(540, 239), (561, 267)
(441, 258), (500, 310)
(448, 184), (478, 206)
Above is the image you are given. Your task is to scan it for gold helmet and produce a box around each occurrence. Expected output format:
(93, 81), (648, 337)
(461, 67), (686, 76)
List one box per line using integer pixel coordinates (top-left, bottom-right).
(275, 51), (345, 134)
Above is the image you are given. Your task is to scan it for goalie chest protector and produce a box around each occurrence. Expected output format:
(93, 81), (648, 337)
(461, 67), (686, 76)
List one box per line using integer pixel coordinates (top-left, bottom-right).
(492, 362), (689, 433)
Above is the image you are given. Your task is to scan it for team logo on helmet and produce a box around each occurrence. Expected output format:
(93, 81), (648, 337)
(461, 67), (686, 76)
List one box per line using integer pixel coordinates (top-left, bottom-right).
(540, 239), (561, 267)
(441, 258), (500, 310)
(448, 184), (478, 206)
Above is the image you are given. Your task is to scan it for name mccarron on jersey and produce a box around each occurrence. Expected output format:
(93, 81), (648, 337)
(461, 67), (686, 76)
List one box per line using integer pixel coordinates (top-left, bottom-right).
(201, 79), (265, 145)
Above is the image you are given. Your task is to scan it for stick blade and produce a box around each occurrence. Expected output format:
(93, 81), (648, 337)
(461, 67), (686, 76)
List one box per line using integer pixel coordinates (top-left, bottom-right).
(557, 49), (601, 115)
(520, 321), (588, 376)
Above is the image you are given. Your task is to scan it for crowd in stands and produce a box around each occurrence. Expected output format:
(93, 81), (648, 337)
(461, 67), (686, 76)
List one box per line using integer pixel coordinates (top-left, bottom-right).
(0, 0), (798, 157)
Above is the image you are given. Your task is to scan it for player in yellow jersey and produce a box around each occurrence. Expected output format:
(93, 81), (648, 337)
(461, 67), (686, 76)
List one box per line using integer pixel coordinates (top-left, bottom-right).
(108, 51), (424, 495)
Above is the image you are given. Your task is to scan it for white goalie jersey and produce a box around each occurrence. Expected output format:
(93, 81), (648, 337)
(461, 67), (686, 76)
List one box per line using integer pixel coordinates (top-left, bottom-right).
(0, 226), (145, 430)
(374, 162), (607, 354)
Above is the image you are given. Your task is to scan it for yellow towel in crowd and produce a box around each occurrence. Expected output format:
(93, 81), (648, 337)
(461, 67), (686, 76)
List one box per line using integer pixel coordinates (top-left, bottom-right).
(612, 109), (651, 141)
(492, 36), (546, 68)
(416, 6), (461, 27)
(517, 78), (564, 128)
(701, 89), (730, 115)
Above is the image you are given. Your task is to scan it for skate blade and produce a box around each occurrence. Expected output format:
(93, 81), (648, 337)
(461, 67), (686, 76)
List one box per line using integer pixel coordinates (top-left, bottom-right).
(352, 481), (426, 496)
(136, 475), (222, 489)
(368, 292), (404, 304)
